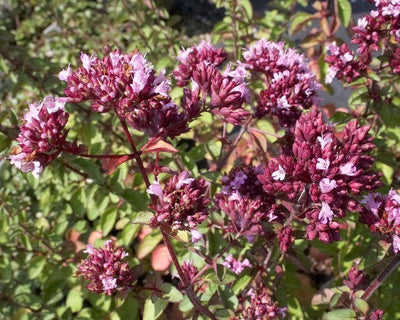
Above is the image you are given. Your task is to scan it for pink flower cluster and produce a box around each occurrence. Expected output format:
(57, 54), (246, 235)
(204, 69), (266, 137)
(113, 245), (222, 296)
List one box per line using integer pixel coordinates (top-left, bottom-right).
(181, 260), (199, 283)
(75, 240), (135, 295)
(352, 0), (400, 60)
(59, 50), (188, 139)
(360, 189), (400, 253)
(326, 0), (400, 81)
(147, 171), (210, 230)
(325, 42), (366, 84)
(9, 96), (69, 178)
(215, 166), (280, 239)
(243, 39), (320, 128)
(174, 41), (250, 125)
(258, 108), (382, 244)
(221, 254), (251, 274)
(241, 287), (287, 320)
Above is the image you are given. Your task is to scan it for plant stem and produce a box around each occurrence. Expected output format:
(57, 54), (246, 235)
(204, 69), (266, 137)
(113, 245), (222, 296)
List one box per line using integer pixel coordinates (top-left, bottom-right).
(361, 255), (400, 301)
(160, 226), (216, 320)
(117, 116), (151, 187)
(118, 117), (215, 319)
(216, 116), (252, 171)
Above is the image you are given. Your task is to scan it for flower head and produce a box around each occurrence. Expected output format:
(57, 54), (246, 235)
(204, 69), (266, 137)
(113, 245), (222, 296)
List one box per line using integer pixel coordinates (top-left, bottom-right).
(149, 171), (210, 230)
(9, 96), (70, 178)
(76, 240), (135, 295)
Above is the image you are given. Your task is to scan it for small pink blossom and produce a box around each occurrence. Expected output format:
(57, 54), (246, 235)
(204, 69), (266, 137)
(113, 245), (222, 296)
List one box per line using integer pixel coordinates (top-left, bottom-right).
(80, 52), (97, 72)
(272, 165), (285, 181)
(316, 158), (330, 171)
(319, 178), (337, 193)
(393, 235), (400, 253)
(58, 64), (72, 81)
(176, 171), (195, 189)
(318, 202), (334, 224)
(147, 181), (164, 199)
(340, 162), (357, 176)
(191, 229), (203, 243)
(277, 96), (291, 109)
(317, 134), (332, 149)
(102, 277), (117, 292)
(222, 254), (251, 274)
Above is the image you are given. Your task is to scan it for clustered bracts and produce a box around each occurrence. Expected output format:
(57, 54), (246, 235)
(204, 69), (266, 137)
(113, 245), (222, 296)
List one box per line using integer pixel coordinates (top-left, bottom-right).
(75, 240), (135, 295)
(9, 96), (70, 178)
(258, 108), (382, 244)
(240, 286), (287, 320)
(215, 165), (281, 239)
(173, 41), (250, 125)
(360, 189), (400, 253)
(147, 171), (210, 230)
(173, 40), (227, 86)
(59, 50), (188, 139)
(326, 0), (400, 82)
(325, 42), (367, 84)
(242, 39), (320, 128)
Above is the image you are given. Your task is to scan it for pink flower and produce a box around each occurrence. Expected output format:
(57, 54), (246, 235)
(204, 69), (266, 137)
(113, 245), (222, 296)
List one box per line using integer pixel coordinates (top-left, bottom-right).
(149, 171), (210, 230)
(76, 240), (135, 295)
(222, 254), (251, 274)
(393, 235), (400, 253)
(101, 277), (117, 293)
(317, 134), (332, 149)
(272, 165), (286, 181)
(340, 162), (357, 176)
(316, 158), (330, 171)
(319, 178), (337, 193)
(318, 202), (334, 224)
(147, 181), (164, 199)
(191, 229), (203, 243)
(9, 96), (70, 178)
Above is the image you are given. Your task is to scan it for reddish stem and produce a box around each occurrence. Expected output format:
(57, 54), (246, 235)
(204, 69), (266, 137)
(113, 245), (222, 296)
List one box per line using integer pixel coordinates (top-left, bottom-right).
(161, 226), (216, 320)
(117, 116), (151, 187)
(117, 117), (215, 319)
(361, 255), (400, 301)
(216, 116), (252, 171)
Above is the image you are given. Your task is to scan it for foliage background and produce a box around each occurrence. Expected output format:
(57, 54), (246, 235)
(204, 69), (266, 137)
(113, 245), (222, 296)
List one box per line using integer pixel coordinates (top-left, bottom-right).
(1, 0), (399, 319)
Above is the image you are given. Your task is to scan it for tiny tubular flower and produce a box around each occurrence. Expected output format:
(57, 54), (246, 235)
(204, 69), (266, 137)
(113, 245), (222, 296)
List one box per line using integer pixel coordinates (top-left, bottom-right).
(319, 178), (337, 193)
(340, 162), (357, 176)
(272, 165), (286, 181)
(318, 202), (334, 224)
(316, 158), (330, 171)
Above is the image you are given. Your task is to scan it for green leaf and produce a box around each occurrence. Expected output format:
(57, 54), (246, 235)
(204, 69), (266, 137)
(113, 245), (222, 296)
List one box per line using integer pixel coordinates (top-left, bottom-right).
(161, 283), (184, 303)
(28, 256), (46, 279)
(117, 296), (139, 320)
(354, 298), (369, 315)
(323, 308), (356, 320)
(66, 287), (83, 313)
(232, 273), (252, 295)
(143, 296), (168, 320)
(101, 208), (118, 236)
(290, 12), (313, 35)
(337, 0), (352, 27)
(131, 211), (154, 225)
(137, 231), (162, 259)
(219, 286), (238, 310)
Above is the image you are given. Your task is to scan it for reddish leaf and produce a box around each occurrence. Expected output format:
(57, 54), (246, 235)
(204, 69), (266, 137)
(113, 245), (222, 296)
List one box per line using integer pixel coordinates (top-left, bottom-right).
(106, 155), (132, 175)
(141, 137), (178, 154)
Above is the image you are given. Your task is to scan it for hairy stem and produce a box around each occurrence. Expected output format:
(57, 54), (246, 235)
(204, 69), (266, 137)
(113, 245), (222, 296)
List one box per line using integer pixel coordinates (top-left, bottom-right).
(361, 255), (400, 301)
